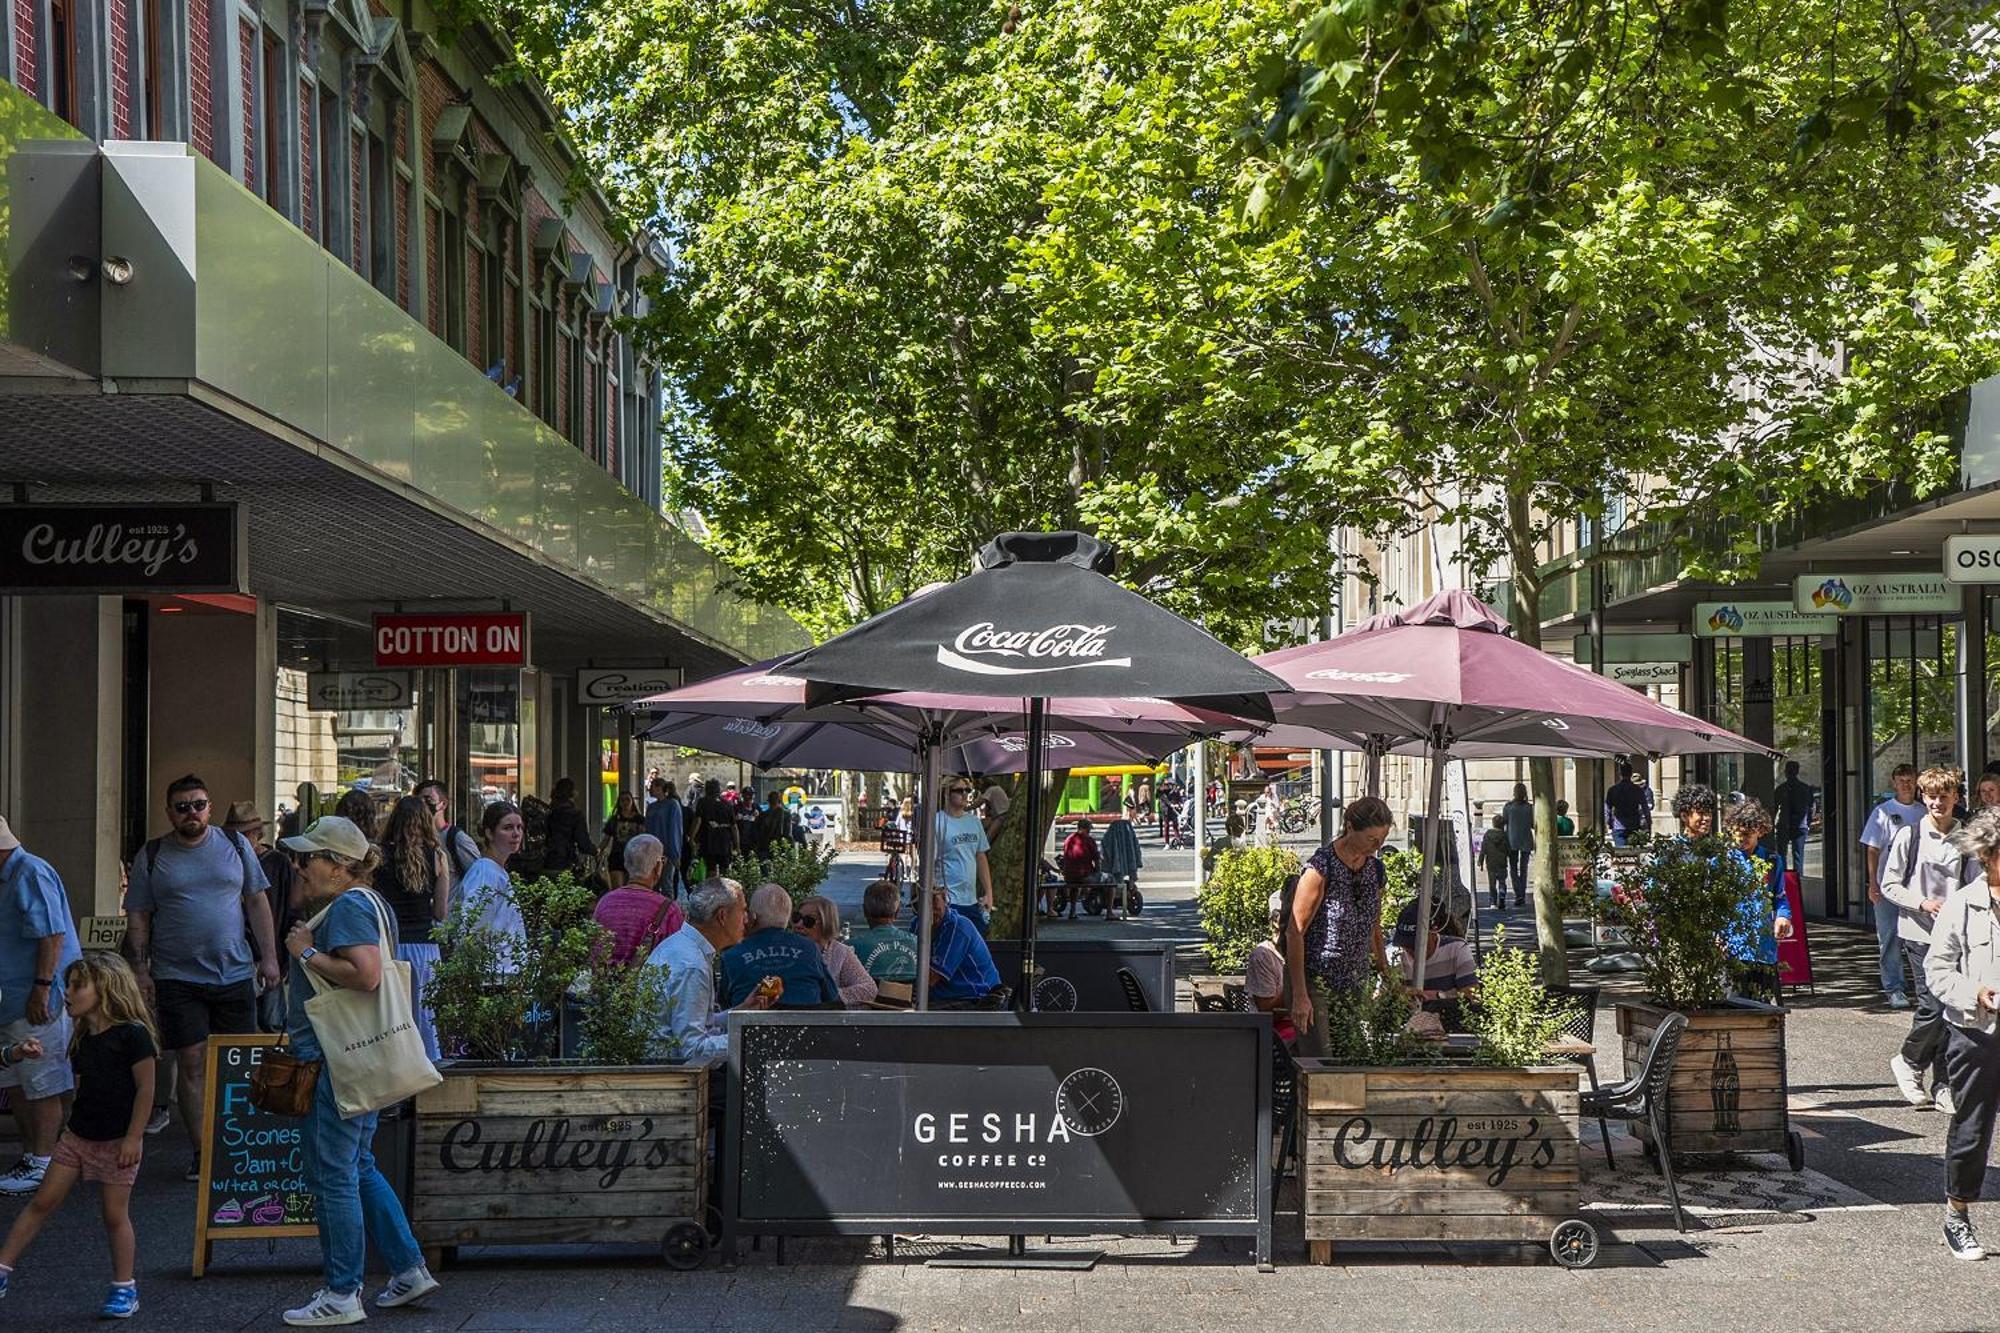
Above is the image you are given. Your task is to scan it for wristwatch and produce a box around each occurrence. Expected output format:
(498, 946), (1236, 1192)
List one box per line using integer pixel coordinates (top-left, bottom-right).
(299, 947), (318, 964)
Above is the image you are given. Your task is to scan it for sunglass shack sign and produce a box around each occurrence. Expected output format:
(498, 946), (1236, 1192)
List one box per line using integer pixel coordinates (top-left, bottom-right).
(726, 1014), (1270, 1261)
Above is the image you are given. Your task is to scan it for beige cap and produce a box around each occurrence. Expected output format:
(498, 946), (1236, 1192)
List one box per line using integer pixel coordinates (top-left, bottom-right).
(278, 815), (371, 862)
(0, 816), (17, 852)
(222, 801), (265, 833)
(981, 784), (1013, 816)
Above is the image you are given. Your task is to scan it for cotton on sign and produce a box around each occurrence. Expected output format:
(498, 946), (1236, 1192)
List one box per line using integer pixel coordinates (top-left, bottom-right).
(936, 623), (1132, 677)
(374, 612), (530, 667)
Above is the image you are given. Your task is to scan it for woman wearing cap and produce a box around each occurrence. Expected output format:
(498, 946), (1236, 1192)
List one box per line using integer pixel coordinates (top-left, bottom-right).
(1286, 796), (1394, 1058)
(277, 817), (438, 1325)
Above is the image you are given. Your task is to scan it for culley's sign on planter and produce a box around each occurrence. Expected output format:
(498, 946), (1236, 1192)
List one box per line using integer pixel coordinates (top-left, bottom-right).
(0, 503), (245, 593)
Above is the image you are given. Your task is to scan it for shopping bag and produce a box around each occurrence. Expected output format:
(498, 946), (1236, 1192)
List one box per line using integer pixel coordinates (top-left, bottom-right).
(303, 889), (442, 1117)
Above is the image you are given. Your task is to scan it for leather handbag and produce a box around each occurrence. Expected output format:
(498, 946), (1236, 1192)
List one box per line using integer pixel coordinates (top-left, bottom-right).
(249, 1037), (321, 1117)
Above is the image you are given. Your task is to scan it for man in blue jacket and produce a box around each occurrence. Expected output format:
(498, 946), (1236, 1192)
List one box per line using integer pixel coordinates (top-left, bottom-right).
(718, 882), (840, 1008)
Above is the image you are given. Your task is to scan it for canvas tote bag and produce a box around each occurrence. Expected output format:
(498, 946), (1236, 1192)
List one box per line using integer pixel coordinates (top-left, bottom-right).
(303, 888), (442, 1116)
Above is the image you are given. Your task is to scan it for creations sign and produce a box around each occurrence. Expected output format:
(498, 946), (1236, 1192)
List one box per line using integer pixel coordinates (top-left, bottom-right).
(724, 1012), (1272, 1267)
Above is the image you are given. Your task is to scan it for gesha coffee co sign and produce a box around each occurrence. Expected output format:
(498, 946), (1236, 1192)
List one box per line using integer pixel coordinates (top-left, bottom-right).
(374, 612), (529, 668)
(0, 503), (246, 593)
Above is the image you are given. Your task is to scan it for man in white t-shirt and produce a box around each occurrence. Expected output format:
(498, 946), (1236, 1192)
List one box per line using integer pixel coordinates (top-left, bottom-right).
(1862, 763), (1924, 1008)
(1881, 765), (1974, 1113)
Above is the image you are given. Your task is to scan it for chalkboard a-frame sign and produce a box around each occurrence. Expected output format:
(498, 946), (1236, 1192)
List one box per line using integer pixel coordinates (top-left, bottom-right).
(193, 1035), (318, 1276)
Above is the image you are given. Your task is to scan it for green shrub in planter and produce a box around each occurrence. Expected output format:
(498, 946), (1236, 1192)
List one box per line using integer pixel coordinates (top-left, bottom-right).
(1198, 846), (1300, 972)
(1467, 929), (1571, 1067)
(1580, 830), (1757, 1009)
(1380, 847), (1423, 930)
(743, 839), (839, 908)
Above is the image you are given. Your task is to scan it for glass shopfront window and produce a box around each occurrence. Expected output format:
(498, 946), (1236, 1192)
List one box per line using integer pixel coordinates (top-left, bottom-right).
(1865, 617), (1959, 802)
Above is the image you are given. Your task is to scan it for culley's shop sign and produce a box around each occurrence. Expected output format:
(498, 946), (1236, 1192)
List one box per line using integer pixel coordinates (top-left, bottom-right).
(0, 503), (245, 593)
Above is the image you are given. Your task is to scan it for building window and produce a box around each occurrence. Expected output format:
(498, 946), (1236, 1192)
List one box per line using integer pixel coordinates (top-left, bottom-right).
(482, 211), (507, 376)
(439, 195), (467, 353)
(566, 316), (584, 445)
(366, 128), (393, 297)
(142, 0), (164, 136)
(261, 32), (283, 213)
(534, 293), (556, 427)
(318, 88), (338, 245)
(49, 0), (79, 126)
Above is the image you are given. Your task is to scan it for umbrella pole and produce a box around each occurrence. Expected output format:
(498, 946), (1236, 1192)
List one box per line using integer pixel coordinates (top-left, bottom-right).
(1017, 696), (1047, 1011)
(1365, 737), (1385, 798)
(1412, 719), (1449, 994)
(915, 724), (941, 1011)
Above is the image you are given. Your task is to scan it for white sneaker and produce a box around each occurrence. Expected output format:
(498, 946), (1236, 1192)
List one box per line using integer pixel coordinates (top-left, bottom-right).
(1888, 990), (1912, 1010)
(1933, 1082), (1959, 1118)
(0, 1156), (47, 1196)
(374, 1266), (438, 1309)
(283, 1288), (365, 1326)
(1890, 1054), (1932, 1108)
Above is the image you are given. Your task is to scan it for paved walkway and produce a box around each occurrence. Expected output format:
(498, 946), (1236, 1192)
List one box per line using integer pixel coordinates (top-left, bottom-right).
(2, 843), (1990, 1330)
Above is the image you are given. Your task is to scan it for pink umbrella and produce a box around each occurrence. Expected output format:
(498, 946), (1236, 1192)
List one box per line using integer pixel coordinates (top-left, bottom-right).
(1249, 590), (1769, 987)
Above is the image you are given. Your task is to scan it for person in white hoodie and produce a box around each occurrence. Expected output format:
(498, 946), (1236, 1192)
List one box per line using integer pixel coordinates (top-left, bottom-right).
(1926, 808), (2000, 1261)
(1883, 767), (1974, 1114)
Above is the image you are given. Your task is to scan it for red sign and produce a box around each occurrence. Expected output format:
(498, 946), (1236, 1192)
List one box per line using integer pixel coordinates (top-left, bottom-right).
(373, 612), (529, 668)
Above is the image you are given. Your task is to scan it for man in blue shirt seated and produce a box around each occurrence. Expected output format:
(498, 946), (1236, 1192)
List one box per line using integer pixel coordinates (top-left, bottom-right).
(718, 882), (841, 1008)
(926, 889), (1003, 1008)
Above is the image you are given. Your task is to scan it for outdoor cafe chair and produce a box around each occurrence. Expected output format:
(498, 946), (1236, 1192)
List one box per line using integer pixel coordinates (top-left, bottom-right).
(1116, 967), (1151, 1012)
(1549, 983), (1616, 1167)
(1578, 1009), (1691, 1232)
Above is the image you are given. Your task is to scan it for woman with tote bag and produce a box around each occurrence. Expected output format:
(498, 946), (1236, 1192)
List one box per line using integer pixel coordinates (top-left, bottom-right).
(276, 816), (441, 1326)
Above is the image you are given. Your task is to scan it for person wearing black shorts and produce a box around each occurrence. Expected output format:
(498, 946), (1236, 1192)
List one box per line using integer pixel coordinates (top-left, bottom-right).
(123, 776), (277, 1180)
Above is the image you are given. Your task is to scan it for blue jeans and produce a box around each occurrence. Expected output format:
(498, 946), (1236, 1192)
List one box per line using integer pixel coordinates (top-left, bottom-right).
(1771, 832), (1809, 881)
(1874, 896), (1908, 996)
(1507, 848), (1530, 903)
(302, 1070), (422, 1296)
(1610, 828), (1631, 848)
(950, 901), (989, 937)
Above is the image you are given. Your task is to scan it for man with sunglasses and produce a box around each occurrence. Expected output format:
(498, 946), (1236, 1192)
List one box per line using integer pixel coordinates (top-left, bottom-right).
(935, 779), (994, 936)
(124, 774), (277, 1179)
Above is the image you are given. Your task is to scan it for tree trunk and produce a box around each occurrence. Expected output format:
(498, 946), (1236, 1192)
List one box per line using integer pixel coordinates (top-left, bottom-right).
(984, 768), (1071, 941)
(1506, 490), (1570, 986)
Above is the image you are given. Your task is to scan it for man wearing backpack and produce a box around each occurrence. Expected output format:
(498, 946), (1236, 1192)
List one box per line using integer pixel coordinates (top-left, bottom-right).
(416, 779), (480, 882)
(123, 774), (277, 1180)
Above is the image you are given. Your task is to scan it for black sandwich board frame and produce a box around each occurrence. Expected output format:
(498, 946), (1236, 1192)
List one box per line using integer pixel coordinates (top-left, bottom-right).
(722, 1011), (1272, 1270)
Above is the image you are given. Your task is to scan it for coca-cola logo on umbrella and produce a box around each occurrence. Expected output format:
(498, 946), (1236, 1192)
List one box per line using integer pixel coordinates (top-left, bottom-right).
(937, 623), (1132, 678)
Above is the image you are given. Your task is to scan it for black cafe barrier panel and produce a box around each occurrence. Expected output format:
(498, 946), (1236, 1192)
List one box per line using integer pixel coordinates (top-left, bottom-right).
(723, 1012), (1272, 1267)
(986, 939), (1175, 1012)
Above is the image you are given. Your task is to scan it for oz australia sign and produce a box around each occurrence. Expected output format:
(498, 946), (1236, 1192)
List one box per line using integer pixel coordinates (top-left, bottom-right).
(0, 503), (246, 593)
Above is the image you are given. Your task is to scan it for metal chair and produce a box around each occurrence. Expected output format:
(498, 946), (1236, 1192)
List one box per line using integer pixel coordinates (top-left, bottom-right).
(1579, 1010), (1691, 1232)
(1270, 1030), (1298, 1210)
(1550, 983), (1615, 1167)
(1115, 966), (1151, 1012)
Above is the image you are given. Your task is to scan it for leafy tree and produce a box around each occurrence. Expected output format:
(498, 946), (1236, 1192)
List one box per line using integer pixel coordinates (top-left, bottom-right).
(1015, 0), (2000, 978)
(494, 0), (1356, 643)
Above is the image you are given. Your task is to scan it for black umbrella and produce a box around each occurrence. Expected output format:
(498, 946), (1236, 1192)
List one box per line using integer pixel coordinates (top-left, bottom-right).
(775, 531), (1287, 1007)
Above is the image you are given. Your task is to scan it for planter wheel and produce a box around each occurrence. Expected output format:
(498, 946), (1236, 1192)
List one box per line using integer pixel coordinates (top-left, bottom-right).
(1786, 1130), (1806, 1173)
(663, 1221), (708, 1270)
(1550, 1219), (1599, 1270)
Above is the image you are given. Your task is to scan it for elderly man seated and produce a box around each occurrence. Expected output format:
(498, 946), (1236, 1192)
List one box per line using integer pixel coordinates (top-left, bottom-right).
(846, 879), (920, 984)
(645, 877), (772, 1062)
(591, 834), (685, 967)
(927, 888), (1004, 1009)
(718, 882), (841, 1009)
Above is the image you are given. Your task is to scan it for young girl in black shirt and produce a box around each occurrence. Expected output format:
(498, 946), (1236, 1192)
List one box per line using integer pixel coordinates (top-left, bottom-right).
(0, 952), (158, 1319)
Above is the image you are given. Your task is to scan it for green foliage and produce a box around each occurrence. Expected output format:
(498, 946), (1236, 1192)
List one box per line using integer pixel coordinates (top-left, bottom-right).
(426, 872), (610, 1063)
(1315, 976), (1427, 1067)
(577, 956), (674, 1067)
(1198, 845), (1300, 972)
(1466, 930), (1570, 1068)
(1584, 832), (1758, 1009)
(1380, 847), (1423, 931)
(742, 839), (839, 909)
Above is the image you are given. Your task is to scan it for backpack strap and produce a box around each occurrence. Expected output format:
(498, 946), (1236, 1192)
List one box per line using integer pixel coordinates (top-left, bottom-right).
(142, 836), (164, 878)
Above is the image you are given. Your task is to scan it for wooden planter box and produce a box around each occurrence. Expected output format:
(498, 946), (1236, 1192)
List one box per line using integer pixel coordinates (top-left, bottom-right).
(1296, 1061), (1584, 1261)
(411, 1061), (711, 1266)
(1614, 998), (1794, 1162)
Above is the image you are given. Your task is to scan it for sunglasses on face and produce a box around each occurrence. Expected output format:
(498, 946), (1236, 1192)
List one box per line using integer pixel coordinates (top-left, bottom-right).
(292, 850), (337, 867)
(172, 799), (210, 815)
(947, 788), (972, 798)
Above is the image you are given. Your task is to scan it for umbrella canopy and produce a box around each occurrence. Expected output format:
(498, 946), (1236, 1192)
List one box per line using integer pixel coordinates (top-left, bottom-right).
(771, 531), (1288, 721)
(1253, 589), (1769, 758)
(638, 708), (1193, 774)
